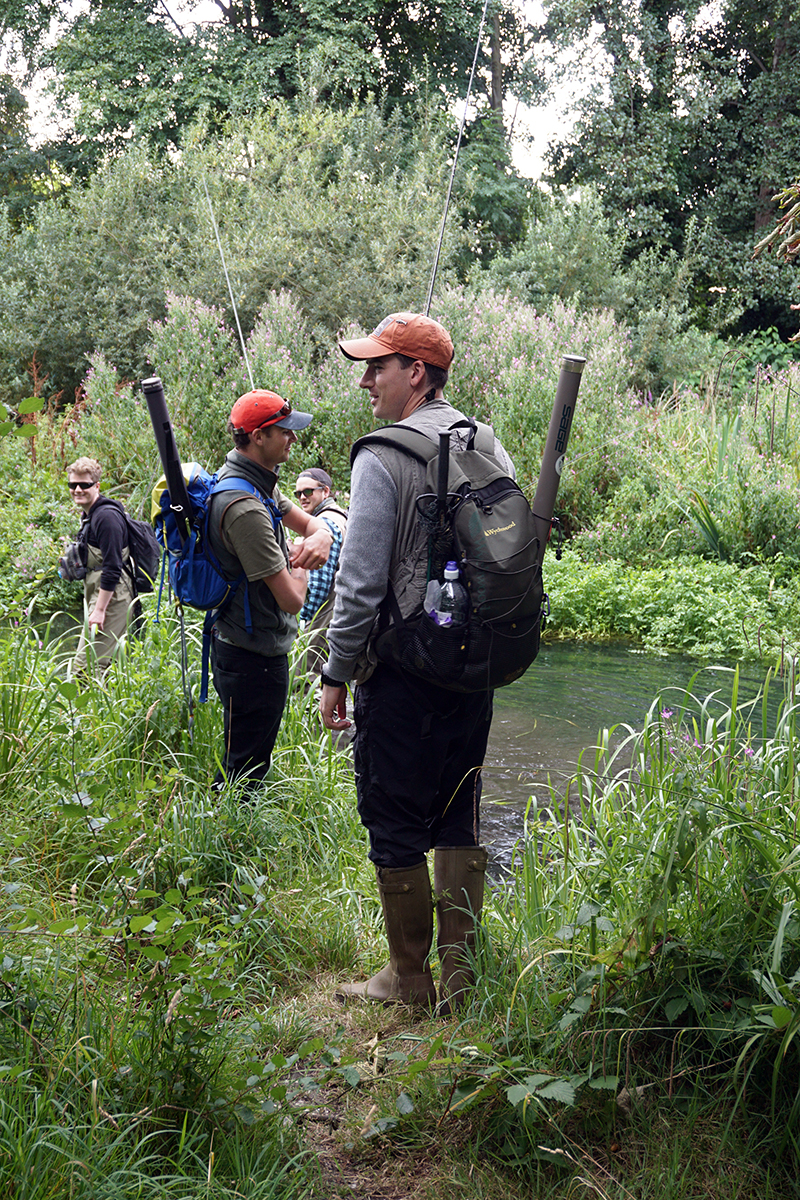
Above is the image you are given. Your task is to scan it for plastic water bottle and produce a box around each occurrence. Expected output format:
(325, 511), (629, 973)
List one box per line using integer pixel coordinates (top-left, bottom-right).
(433, 561), (469, 627)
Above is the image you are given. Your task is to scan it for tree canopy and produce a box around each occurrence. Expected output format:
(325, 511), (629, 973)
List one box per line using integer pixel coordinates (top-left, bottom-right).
(0, 96), (468, 403)
(0, 0), (539, 169)
(542, 0), (800, 335)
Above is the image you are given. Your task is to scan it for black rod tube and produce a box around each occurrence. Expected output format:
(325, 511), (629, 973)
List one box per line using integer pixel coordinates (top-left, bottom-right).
(531, 355), (586, 563)
(141, 376), (192, 542)
(437, 431), (450, 528)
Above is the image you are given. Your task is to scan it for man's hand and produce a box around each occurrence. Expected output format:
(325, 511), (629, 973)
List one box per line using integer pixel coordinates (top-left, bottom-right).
(290, 525), (333, 571)
(88, 587), (114, 632)
(320, 683), (351, 730)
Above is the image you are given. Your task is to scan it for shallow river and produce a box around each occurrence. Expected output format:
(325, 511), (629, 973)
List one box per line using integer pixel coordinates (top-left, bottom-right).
(481, 641), (782, 862)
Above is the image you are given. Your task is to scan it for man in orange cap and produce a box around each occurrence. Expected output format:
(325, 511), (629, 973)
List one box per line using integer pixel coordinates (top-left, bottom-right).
(319, 314), (517, 1013)
(207, 389), (333, 793)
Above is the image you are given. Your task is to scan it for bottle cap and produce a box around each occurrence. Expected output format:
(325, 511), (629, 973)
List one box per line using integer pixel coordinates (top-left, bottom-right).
(444, 561), (459, 579)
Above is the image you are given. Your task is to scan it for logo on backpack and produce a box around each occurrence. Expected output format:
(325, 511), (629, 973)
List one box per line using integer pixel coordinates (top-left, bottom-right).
(351, 421), (545, 693)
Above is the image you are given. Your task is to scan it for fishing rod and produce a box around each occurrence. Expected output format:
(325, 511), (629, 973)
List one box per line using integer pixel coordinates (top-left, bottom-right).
(421, 0), (586, 558)
(142, 180), (258, 540)
(425, 0), (491, 316)
(202, 174), (255, 391)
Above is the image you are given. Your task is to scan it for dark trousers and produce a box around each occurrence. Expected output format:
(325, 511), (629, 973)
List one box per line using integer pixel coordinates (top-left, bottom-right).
(211, 637), (289, 790)
(353, 664), (493, 869)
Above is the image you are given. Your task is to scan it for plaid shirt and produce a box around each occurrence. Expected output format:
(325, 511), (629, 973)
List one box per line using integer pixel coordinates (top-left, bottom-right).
(300, 516), (343, 622)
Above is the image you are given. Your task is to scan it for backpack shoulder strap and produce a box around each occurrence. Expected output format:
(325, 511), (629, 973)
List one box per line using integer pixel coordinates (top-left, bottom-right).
(211, 475), (283, 531)
(446, 418), (496, 455)
(350, 424), (438, 468)
(87, 496), (128, 546)
(352, 420), (497, 468)
(473, 420), (496, 455)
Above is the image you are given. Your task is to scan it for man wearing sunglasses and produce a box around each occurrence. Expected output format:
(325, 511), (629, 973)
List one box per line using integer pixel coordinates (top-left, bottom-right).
(63, 456), (141, 677)
(293, 467), (348, 678)
(206, 389), (333, 792)
(319, 312), (517, 1015)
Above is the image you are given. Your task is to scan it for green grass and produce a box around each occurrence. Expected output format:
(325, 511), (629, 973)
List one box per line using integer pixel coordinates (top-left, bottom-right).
(3, 615), (800, 1197)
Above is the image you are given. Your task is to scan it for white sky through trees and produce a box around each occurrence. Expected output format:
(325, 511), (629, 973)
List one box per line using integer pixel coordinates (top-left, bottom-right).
(4, 0), (576, 178)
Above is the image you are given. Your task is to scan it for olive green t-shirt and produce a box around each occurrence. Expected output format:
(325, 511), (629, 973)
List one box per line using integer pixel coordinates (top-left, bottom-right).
(218, 488), (293, 580)
(209, 461), (298, 657)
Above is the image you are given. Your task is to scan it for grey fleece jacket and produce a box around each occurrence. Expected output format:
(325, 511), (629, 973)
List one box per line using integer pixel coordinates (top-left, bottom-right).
(324, 398), (514, 684)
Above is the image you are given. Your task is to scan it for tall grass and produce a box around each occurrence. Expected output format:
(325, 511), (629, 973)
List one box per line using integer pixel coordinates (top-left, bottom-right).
(0, 614), (361, 1196)
(422, 663), (800, 1186)
(5, 604), (800, 1195)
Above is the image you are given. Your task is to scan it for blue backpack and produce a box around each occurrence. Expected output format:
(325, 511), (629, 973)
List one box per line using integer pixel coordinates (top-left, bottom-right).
(151, 462), (283, 701)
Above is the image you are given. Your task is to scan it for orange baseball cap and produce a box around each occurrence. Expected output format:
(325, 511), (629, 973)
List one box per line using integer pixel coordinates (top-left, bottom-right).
(339, 313), (454, 370)
(229, 390), (312, 433)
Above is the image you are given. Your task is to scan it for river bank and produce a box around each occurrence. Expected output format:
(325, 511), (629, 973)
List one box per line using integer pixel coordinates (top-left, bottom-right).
(1, 615), (800, 1198)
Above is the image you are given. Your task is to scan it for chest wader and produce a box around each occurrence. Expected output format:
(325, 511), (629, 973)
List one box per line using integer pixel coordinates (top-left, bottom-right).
(73, 543), (137, 678)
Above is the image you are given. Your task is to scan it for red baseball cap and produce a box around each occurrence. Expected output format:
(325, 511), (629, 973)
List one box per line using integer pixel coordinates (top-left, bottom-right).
(339, 313), (454, 370)
(229, 390), (312, 433)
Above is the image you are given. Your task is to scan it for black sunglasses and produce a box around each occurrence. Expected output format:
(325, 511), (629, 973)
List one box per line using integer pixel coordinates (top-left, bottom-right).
(68, 480), (95, 490)
(294, 486), (322, 499)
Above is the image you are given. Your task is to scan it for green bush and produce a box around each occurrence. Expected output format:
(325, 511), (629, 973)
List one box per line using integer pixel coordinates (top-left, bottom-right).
(545, 550), (800, 662)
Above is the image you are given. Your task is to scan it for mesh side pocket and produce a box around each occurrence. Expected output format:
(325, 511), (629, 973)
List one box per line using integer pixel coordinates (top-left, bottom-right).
(375, 615), (469, 685)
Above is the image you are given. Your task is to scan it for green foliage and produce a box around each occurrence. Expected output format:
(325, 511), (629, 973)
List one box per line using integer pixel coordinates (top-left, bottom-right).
(37, 0), (533, 163)
(4, 566), (800, 1191)
(479, 186), (627, 310)
(0, 99), (465, 405)
(542, 0), (800, 341)
(494, 668), (800, 1155)
(545, 551), (800, 662)
(0, 437), (77, 618)
(0, 616), (365, 1194)
(479, 191), (732, 394)
(0, 74), (59, 227)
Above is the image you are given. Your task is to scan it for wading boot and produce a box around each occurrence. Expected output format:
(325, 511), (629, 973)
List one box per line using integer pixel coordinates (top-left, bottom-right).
(434, 845), (489, 1015)
(336, 861), (436, 1009)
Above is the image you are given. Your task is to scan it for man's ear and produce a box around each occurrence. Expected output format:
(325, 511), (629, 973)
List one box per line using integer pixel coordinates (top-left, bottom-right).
(410, 359), (428, 388)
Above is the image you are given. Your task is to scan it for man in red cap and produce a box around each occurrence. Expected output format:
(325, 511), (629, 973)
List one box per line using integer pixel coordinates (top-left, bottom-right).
(319, 313), (517, 1013)
(207, 389), (333, 793)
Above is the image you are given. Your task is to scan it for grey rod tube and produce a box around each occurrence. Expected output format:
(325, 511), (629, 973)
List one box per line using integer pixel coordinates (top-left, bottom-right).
(531, 354), (586, 563)
(141, 376), (192, 543)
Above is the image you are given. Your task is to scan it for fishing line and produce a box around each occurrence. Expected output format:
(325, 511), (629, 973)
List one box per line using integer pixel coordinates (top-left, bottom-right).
(202, 174), (255, 390)
(425, 0), (492, 317)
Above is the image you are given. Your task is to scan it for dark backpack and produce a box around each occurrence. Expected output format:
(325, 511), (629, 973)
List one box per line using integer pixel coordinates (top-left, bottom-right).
(81, 497), (160, 594)
(151, 462), (283, 700)
(122, 516), (161, 594)
(352, 420), (545, 693)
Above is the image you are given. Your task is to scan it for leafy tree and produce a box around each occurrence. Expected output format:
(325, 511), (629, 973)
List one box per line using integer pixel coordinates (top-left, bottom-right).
(31, 0), (538, 164)
(0, 1), (59, 67)
(0, 96), (466, 404)
(454, 112), (533, 266)
(542, 0), (800, 337)
(478, 188), (725, 391)
(0, 75), (43, 223)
